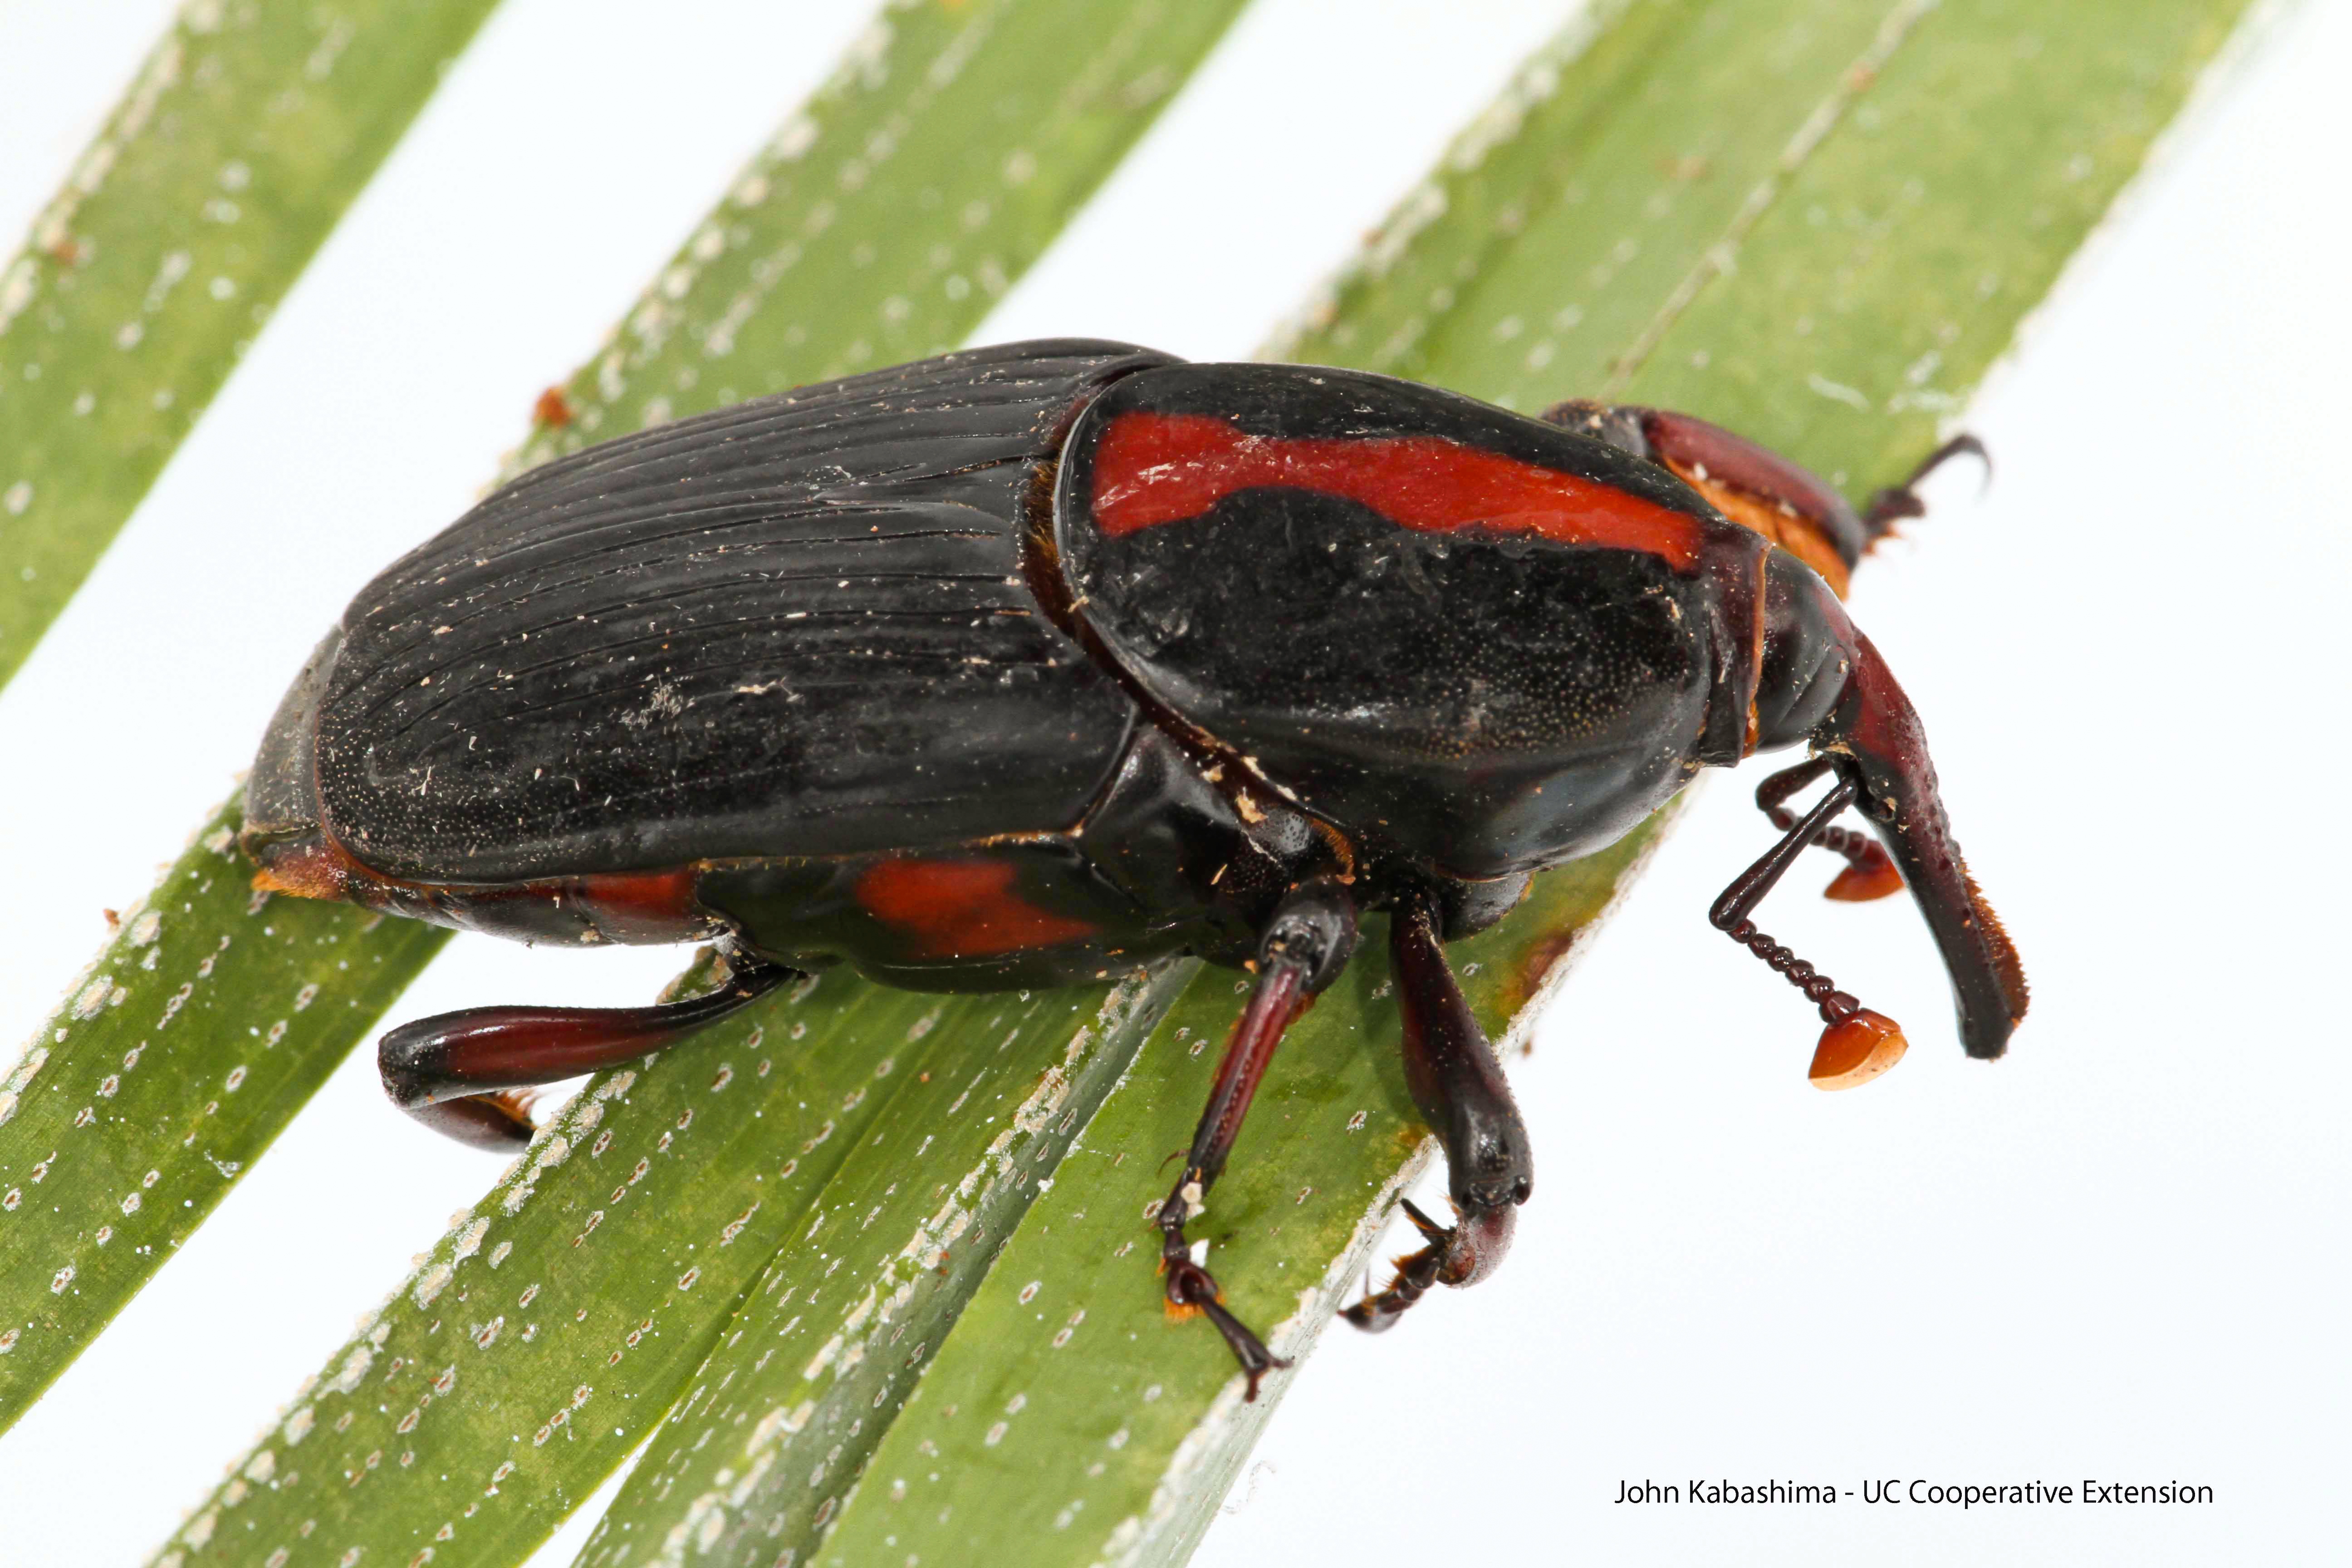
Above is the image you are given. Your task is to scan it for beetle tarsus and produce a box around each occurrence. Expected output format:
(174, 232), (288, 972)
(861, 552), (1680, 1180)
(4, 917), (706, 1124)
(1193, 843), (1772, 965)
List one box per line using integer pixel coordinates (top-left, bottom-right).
(1159, 1230), (1289, 1399)
(1343, 1197), (1516, 1333)
(1860, 432), (1989, 539)
(380, 953), (798, 1147)
(1343, 1197), (1450, 1331)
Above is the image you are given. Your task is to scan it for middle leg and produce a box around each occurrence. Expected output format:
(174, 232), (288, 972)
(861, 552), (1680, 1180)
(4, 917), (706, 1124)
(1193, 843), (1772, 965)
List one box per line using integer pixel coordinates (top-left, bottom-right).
(1156, 879), (1359, 1399)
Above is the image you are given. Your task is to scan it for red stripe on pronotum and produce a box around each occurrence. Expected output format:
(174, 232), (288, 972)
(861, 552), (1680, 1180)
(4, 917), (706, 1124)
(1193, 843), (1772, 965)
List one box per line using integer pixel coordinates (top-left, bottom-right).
(1089, 410), (1707, 571)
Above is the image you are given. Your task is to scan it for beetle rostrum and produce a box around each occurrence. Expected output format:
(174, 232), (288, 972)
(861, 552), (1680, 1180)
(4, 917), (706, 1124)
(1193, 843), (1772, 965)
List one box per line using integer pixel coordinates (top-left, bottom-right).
(241, 339), (2028, 1398)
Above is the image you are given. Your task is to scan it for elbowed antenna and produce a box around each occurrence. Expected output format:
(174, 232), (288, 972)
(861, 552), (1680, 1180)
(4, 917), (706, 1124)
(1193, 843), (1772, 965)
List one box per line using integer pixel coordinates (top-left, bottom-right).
(1709, 774), (1911, 1089)
(1818, 630), (2029, 1058)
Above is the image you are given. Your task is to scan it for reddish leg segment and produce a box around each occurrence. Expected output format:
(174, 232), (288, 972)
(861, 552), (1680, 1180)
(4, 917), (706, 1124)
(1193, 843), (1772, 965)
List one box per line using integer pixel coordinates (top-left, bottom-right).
(380, 955), (797, 1149)
(1343, 894), (1531, 1333)
(1536, 400), (1989, 594)
(1158, 881), (1358, 1399)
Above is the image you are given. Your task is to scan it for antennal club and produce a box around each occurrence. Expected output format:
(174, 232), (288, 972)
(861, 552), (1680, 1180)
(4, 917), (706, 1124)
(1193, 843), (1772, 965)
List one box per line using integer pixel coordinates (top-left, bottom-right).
(1710, 773), (1909, 1090)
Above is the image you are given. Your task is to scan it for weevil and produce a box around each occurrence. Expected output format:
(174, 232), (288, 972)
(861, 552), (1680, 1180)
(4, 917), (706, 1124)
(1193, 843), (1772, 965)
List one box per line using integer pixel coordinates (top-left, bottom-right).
(242, 340), (2026, 1395)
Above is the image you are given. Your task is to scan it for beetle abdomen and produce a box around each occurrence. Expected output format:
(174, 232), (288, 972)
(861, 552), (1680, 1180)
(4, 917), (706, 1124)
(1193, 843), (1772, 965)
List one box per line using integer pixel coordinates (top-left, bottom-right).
(291, 341), (1171, 885)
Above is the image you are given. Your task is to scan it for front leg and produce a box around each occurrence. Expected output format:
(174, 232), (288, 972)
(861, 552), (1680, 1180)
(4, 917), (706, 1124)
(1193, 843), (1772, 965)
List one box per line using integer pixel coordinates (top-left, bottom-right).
(1343, 893), (1532, 1332)
(1157, 879), (1358, 1399)
(1536, 399), (1985, 589)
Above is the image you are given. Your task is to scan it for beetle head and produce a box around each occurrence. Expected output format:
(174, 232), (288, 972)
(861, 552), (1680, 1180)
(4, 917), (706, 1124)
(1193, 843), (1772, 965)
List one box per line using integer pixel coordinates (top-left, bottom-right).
(1754, 552), (1857, 753)
(1757, 555), (2030, 1058)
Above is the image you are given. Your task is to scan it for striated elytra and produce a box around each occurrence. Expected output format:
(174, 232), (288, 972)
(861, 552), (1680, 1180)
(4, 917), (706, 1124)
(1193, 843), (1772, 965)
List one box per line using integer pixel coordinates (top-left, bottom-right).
(240, 338), (2027, 1394)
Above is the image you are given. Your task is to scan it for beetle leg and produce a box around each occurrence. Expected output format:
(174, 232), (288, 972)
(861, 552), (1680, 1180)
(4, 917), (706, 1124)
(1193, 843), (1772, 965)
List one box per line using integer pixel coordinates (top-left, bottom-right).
(378, 954), (798, 1150)
(1340, 1200), (1451, 1330)
(1158, 880), (1358, 1400)
(1859, 433), (1989, 540)
(1342, 893), (1532, 1334)
(1754, 757), (1902, 902)
(1710, 775), (1909, 1089)
(409, 1088), (548, 1149)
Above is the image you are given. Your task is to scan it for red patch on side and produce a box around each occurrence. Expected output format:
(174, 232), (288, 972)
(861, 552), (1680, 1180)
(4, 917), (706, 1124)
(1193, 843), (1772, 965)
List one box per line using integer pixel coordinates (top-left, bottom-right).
(855, 858), (1097, 960)
(249, 838), (358, 902)
(1089, 411), (1706, 571)
(251, 833), (707, 945)
(567, 868), (706, 942)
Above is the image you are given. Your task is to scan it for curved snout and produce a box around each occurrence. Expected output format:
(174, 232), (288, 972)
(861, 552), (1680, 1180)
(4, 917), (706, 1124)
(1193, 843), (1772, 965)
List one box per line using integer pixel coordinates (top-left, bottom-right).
(1818, 630), (2029, 1058)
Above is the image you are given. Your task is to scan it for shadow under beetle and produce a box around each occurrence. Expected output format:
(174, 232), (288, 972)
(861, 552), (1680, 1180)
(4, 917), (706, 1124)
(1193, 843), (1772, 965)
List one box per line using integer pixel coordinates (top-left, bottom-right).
(241, 340), (2029, 1396)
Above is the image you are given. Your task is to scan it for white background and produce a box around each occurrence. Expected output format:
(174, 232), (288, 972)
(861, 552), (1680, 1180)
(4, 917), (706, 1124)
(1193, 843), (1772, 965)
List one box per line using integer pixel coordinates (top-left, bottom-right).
(0, 0), (2347, 1563)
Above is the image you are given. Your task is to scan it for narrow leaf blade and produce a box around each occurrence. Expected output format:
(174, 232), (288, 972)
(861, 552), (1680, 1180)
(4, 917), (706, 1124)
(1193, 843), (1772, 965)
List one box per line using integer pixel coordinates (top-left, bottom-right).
(574, 967), (1194, 1567)
(0, 0), (504, 692)
(146, 962), (1185, 1568)
(0, 798), (448, 1426)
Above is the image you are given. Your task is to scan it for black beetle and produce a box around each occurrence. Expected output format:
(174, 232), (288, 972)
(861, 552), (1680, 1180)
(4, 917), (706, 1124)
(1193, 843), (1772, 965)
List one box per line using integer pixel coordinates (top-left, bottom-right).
(241, 338), (2027, 1396)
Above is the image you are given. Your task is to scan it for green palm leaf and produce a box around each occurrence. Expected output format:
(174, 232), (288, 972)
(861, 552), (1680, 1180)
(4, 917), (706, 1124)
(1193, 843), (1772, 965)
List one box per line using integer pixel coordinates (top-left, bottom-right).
(0, 0), (505, 694)
(0, 1), (2273, 1564)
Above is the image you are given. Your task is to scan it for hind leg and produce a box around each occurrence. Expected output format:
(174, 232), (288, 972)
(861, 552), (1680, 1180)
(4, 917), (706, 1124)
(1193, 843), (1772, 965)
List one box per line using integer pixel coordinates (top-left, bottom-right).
(380, 953), (798, 1149)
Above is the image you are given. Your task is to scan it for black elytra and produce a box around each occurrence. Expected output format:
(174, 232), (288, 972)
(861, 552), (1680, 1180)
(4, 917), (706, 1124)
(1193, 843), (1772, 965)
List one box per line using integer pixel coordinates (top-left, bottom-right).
(244, 339), (2029, 1396)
